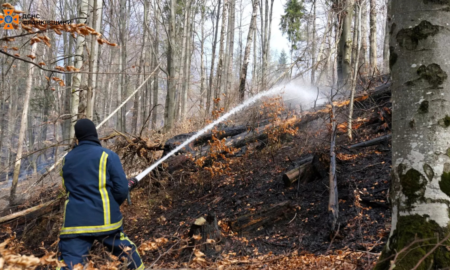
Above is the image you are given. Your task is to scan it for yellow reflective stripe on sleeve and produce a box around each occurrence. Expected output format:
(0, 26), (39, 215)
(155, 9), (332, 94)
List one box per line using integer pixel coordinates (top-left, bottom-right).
(137, 263), (145, 270)
(99, 152), (111, 225)
(60, 218), (122, 235)
(63, 195), (69, 227)
(60, 157), (65, 189)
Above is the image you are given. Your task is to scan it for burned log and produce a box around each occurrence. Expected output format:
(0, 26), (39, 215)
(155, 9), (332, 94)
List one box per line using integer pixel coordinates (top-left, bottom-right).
(229, 201), (291, 233)
(282, 154), (327, 187)
(0, 199), (61, 225)
(163, 126), (252, 156)
(348, 134), (391, 150)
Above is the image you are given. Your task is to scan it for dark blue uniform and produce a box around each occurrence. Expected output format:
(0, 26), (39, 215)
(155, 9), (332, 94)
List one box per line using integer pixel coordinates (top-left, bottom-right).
(58, 140), (143, 269)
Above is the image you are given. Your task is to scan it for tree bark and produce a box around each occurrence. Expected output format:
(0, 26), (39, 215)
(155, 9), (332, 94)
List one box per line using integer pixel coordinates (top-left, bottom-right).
(328, 100), (338, 231)
(347, 1), (362, 140)
(117, 0), (127, 132)
(132, 1), (148, 134)
(215, 0), (228, 110)
(63, 0), (74, 142)
(10, 1), (41, 204)
(369, 0), (377, 73)
(238, 0), (259, 102)
(223, 0), (235, 109)
(200, 0), (206, 112)
(180, 0), (192, 120)
(152, 2), (160, 129)
(337, 0), (354, 90)
(164, 0), (177, 131)
(70, 0), (88, 140)
(87, 0), (102, 120)
(382, 0), (391, 74)
(311, 0), (317, 84)
(375, 1), (450, 268)
(359, 0), (369, 77)
(207, 0), (221, 116)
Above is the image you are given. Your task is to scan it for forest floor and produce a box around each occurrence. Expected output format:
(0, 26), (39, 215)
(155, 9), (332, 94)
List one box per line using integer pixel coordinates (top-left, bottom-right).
(0, 78), (392, 269)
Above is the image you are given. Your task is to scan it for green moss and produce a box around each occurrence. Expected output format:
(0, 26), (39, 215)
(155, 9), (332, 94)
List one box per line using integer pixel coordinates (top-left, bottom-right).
(375, 215), (450, 270)
(418, 100), (429, 113)
(439, 172), (450, 196)
(396, 21), (441, 50)
(400, 169), (426, 205)
(447, 148), (450, 157)
(444, 115), (450, 127)
(417, 64), (448, 87)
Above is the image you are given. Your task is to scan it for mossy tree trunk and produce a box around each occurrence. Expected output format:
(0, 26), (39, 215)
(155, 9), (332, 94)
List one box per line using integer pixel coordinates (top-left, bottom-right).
(375, 1), (450, 269)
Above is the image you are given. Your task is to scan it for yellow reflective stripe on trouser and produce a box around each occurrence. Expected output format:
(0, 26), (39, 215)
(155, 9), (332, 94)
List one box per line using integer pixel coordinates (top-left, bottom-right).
(120, 232), (145, 270)
(60, 219), (123, 235)
(99, 152), (111, 225)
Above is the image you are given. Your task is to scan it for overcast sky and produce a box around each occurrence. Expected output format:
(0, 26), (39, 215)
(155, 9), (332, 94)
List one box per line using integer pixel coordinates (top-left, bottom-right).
(270, 0), (290, 55)
(270, 0), (289, 53)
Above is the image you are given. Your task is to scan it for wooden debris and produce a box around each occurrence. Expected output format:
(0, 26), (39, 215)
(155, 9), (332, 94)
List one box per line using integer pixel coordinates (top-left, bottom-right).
(0, 199), (60, 225)
(229, 201), (291, 233)
(282, 155), (327, 187)
(348, 134), (391, 150)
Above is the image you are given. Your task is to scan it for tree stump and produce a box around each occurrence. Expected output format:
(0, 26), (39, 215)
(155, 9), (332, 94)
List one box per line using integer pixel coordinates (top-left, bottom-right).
(188, 213), (221, 254)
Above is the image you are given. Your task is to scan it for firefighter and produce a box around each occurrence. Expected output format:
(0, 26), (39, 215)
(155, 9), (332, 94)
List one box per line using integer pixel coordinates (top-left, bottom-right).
(58, 119), (144, 270)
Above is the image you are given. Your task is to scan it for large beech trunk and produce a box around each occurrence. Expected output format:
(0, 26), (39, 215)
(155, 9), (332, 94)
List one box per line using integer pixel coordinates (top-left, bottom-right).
(375, 1), (450, 269)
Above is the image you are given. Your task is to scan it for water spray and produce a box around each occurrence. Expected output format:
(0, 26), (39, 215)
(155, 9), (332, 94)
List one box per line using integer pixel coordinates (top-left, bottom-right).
(126, 85), (286, 198)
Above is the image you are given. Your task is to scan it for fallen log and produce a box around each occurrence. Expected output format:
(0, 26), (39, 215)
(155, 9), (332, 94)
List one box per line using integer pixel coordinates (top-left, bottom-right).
(229, 201), (291, 233)
(0, 199), (60, 225)
(282, 154), (327, 187)
(348, 134), (391, 150)
(163, 122), (273, 156)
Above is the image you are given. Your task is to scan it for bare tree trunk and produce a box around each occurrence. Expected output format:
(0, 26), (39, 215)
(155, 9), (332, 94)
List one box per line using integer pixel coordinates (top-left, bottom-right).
(238, 0), (259, 102)
(118, 0), (127, 132)
(164, 0), (177, 131)
(132, 0), (148, 134)
(328, 98), (338, 231)
(63, 0), (74, 143)
(311, 0), (317, 84)
(337, 0), (354, 90)
(348, 1), (362, 140)
(207, 0), (221, 116)
(181, 0), (192, 120)
(359, 0), (368, 77)
(215, 0), (228, 109)
(151, 1), (159, 129)
(70, 0), (88, 140)
(252, 28), (257, 93)
(375, 1), (450, 268)
(224, 0), (235, 109)
(369, 0), (377, 73)
(10, 1), (41, 204)
(382, 0), (391, 74)
(200, 0), (206, 112)
(261, 0), (274, 90)
(87, 0), (102, 120)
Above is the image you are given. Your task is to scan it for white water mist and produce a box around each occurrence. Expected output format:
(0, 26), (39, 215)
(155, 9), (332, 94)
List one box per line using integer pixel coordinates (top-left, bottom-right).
(135, 83), (311, 181)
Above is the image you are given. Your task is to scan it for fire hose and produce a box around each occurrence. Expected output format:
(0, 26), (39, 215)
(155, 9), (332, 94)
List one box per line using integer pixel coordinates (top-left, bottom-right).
(126, 168), (150, 205)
